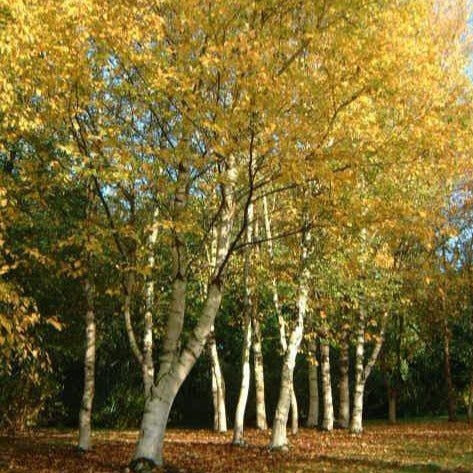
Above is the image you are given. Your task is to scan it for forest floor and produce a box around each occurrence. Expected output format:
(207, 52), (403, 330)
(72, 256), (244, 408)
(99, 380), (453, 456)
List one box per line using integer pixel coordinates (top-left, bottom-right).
(1, 421), (472, 473)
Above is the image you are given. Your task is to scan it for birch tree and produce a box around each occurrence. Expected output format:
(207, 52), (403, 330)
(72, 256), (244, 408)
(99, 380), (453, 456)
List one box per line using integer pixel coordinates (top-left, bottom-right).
(270, 210), (312, 449)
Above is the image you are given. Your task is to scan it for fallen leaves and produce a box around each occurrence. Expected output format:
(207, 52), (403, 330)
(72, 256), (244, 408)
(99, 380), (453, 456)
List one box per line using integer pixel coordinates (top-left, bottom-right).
(1, 422), (473, 473)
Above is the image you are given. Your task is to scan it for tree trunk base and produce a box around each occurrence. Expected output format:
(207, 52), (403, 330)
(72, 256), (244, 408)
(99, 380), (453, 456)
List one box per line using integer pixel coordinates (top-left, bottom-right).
(335, 421), (349, 430)
(129, 458), (161, 473)
(269, 443), (289, 452)
(350, 427), (363, 434)
(232, 439), (248, 447)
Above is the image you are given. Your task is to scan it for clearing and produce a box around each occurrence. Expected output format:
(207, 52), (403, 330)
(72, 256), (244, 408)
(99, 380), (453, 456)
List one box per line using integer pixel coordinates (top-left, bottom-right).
(1, 421), (472, 473)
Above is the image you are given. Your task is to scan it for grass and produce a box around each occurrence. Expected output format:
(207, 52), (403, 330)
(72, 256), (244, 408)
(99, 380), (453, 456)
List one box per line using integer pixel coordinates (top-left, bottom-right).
(0, 420), (472, 472)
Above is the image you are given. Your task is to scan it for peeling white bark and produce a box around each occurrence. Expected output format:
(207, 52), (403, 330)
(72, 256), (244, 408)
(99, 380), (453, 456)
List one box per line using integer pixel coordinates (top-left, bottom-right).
(337, 336), (350, 429)
(142, 210), (159, 398)
(78, 277), (96, 451)
(131, 157), (238, 470)
(270, 229), (310, 449)
(209, 327), (227, 432)
(263, 196), (287, 352)
(252, 315), (268, 430)
(123, 207), (158, 398)
(290, 387), (299, 434)
(233, 312), (252, 444)
(263, 196), (299, 437)
(350, 310), (387, 433)
(320, 341), (334, 431)
(133, 282), (224, 467)
(233, 202), (254, 445)
(350, 318), (365, 434)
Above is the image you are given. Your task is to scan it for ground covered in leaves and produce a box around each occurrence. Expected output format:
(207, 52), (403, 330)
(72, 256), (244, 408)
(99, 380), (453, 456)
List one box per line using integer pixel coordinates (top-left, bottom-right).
(1, 421), (472, 473)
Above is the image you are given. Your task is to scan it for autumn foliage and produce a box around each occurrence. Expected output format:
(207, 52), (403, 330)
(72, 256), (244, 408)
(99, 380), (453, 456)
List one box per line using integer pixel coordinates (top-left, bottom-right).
(1, 0), (473, 472)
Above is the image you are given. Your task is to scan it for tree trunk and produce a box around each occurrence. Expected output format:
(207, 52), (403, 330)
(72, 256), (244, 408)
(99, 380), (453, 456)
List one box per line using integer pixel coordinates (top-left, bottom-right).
(320, 341), (334, 431)
(350, 309), (387, 434)
(264, 196), (300, 439)
(252, 315), (267, 430)
(337, 337), (350, 429)
(142, 308), (154, 398)
(443, 317), (457, 422)
(290, 388), (298, 434)
(78, 277), (96, 451)
(270, 318), (304, 449)
(233, 313), (252, 444)
(131, 157), (237, 471)
(142, 210), (159, 398)
(350, 316), (365, 434)
(209, 327), (227, 432)
(270, 228), (310, 449)
(132, 283), (224, 470)
(233, 202), (254, 445)
(306, 339), (319, 428)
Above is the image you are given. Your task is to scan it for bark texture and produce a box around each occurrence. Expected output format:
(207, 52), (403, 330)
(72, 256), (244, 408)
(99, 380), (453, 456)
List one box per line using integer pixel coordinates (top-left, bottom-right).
(270, 228), (310, 449)
(350, 318), (365, 434)
(78, 277), (96, 451)
(232, 313), (252, 444)
(123, 207), (158, 397)
(337, 337), (350, 429)
(131, 159), (237, 470)
(209, 327), (227, 432)
(320, 341), (334, 431)
(142, 211), (159, 397)
(132, 283), (224, 469)
(350, 310), (387, 433)
(252, 315), (268, 430)
(233, 203), (254, 445)
(264, 196), (298, 439)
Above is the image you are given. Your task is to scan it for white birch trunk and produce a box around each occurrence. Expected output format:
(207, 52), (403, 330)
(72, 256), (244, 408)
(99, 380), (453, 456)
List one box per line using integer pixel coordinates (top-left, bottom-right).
(263, 196), (298, 436)
(270, 228), (310, 449)
(131, 157), (237, 471)
(209, 328), (227, 432)
(78, 277), (96, 451)
(142, 309), (154, 398)
(233, 202), (253, 445)
(252, 314), (268, 430)
(337, 337), (350, 429)
(290, 387), (298, 434)
(306, 338), (319, 428)
(320, 341), (334, 431)
(350, 319), (365, 434)
(132, 281), (224, 470)
(142, 210), (159, 398)
(263, 196), (287, 353)
(233, 313), (252, 445)
(350, 310), (387, 433)
(123, 208), (158, 398)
